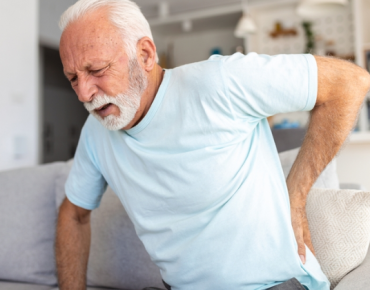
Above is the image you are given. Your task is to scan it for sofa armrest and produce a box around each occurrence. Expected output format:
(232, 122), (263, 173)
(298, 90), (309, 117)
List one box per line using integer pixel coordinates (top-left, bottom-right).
(339, 183), (366, 190)
(334, 246), (370, 290)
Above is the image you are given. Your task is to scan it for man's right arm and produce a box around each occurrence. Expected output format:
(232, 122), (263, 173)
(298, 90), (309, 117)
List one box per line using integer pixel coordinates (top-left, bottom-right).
(56, 197), (92, 290)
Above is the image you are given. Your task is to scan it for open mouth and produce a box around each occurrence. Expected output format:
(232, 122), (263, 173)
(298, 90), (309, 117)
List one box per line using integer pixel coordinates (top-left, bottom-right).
(93, 103), (115, 118)
(95, 103), (112, 112)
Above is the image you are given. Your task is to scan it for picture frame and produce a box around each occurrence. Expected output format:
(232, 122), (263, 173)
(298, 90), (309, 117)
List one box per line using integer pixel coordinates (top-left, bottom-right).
(365, 49), (370, 73)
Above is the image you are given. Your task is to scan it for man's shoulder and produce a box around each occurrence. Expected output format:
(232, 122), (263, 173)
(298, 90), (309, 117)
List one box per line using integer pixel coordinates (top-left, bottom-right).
(170, 53), (252, 81)
(170, 55), (232, 88)
(173, 55), (226, 73)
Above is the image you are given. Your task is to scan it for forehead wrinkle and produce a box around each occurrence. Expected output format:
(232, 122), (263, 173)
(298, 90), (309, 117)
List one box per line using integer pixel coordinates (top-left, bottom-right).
(70, 31), (121, 63)
(64, 56), (112, 77)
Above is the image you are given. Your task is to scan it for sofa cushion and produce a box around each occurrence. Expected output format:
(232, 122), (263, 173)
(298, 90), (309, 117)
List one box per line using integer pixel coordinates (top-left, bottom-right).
(306, 188), (370, 289)
(334, 245), (370, 290)
(0, 281), (53, 290)
(0, 163), (65, 285)
(279, 147), (340, 189)
(51, 287), (127, 290)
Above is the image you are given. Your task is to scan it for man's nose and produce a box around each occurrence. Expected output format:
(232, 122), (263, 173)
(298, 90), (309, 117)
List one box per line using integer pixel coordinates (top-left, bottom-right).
(76, 75), (98, 103)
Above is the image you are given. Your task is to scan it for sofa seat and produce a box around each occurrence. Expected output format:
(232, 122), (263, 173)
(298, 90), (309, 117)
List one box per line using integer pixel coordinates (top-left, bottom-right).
(51, 287), (131, 290)
(0, 283), (125, 290)
(0, 281), (53, 290)
(51, 288), (123, 290)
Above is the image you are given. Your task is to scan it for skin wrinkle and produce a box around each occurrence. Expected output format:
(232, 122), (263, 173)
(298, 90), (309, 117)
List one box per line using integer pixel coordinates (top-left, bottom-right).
(60, 9), (162, 127)
(83, 57), (148, 130)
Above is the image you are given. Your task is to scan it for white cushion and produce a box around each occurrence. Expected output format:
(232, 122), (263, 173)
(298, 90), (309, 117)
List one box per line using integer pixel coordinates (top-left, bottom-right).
(278, 148), (340, 189)
(306, 188), (370, 289)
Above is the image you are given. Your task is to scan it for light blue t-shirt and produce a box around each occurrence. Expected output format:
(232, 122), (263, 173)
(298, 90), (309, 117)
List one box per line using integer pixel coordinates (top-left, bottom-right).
(65, 53), (330, 290)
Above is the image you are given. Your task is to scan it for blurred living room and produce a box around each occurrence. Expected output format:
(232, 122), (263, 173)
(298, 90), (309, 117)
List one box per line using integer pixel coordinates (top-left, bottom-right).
(1, 0), (370, 188)
(1, 0), (370, 290)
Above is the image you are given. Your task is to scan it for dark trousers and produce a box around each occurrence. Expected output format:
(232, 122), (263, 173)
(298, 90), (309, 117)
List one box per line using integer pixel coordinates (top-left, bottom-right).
(268, 278), (307, 290)
(153, 278), (306, 290)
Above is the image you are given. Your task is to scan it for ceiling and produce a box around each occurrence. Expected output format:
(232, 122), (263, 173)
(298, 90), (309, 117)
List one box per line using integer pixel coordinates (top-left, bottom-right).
(39, 0), (283, 45)
(136, 0), (240, 19)
(150, 11), (242, 35)
(135, 0), (277, 20)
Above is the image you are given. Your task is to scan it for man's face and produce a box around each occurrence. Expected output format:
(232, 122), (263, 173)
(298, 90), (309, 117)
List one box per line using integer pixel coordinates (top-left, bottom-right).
(59, 8), (147, 130)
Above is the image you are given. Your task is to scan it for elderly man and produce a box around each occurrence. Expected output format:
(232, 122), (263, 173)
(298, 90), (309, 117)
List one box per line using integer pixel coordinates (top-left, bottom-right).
(56, 0), (370, 289)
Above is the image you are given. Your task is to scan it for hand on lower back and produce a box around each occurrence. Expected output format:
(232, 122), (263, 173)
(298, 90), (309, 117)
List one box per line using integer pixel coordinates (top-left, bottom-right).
(290, 205), (315, 265)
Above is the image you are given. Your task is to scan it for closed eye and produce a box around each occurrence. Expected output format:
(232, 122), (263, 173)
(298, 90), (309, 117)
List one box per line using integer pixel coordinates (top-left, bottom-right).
(91, 65), (109, 75)
(92, 68), (103, 73)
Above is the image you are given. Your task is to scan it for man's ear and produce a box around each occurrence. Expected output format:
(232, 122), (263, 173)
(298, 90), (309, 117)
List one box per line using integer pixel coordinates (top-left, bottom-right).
(137, 37), (157, 72)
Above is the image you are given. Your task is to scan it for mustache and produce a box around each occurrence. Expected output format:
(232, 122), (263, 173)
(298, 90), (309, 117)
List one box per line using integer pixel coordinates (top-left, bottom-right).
(84, 94), (119, 112)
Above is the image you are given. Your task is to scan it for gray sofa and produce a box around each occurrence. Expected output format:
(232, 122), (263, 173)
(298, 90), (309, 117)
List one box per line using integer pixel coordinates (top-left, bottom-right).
(0, 161), (164, 290)
(0, 144), (369, 289)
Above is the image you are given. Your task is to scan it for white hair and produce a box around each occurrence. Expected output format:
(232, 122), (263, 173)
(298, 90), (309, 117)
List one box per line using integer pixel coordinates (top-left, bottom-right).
(59, 0), (155, 59)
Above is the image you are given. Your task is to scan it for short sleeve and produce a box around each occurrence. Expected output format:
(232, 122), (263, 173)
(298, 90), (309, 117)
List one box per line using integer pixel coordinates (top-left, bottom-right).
(220, 52), (318, 120)
(65, 118), (107, 210)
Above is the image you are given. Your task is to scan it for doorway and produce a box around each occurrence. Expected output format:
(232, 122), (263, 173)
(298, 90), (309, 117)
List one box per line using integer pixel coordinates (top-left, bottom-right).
(41, 46), (89, 163)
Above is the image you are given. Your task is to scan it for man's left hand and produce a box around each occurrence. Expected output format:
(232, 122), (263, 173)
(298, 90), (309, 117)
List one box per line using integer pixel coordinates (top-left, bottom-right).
(286, 56), (370, 265)
(290, 203), (315, 265)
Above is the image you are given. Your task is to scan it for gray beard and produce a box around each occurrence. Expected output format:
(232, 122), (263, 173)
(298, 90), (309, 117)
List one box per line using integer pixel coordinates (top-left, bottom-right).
(84, 58), (148, 130)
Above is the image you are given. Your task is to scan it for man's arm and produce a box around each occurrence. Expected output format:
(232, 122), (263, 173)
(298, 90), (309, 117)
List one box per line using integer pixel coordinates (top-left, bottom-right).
(287, 56), (370, 264)
(56, 197), (92, 289)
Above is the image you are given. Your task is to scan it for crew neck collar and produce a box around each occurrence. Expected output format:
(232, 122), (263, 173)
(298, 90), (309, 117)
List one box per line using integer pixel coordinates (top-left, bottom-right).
(125, 69), (172, 136)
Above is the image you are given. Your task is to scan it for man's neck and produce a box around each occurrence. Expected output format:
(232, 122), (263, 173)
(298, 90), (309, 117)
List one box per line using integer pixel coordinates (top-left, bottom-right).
(123, 64), (164, 130)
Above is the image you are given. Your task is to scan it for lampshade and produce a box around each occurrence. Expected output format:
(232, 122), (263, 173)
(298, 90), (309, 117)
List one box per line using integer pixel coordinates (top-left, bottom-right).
(182, 19), (192, 32)
(234, 13), (257, 38)
(297, 0), (348, 18)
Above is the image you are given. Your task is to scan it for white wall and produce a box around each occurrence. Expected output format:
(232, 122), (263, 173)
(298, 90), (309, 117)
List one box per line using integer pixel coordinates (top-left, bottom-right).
(39, 0), (77, 48)
(154, 27), (243, 67)
(0, 0), (40, 171)
(249, 2), (354, 56)
(337, 142), (370, 190)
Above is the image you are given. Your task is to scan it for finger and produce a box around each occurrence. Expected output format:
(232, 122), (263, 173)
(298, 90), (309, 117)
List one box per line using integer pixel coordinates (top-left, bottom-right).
(302, 216), (315, 255)
(291, 208), (306, 264)
(295, 228), (306, 264)
(298, 239), (306, 264)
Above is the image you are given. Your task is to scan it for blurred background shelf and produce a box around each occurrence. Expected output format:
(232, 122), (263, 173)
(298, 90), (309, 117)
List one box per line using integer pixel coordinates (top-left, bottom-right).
(349, 131), (370, 143)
